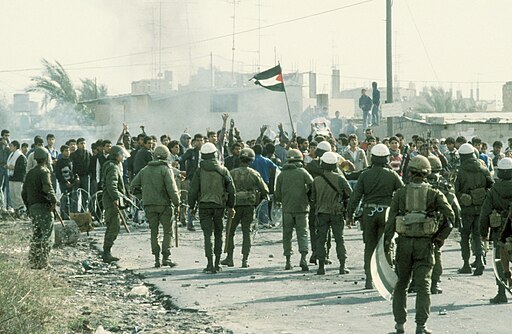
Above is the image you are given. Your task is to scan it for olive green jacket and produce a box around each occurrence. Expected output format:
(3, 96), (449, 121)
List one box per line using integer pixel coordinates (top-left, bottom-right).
(131, 160), (180, 207)
(311, 170), (352, 215)
(479, 179), (512, 239)
(188, 159), (235, 210)
(102, 160), (125, 208)
(22, 165), (57, 207)
(230, 166), (269, 207)
(274, 162), (313, 213)
(455, 157), (494, 215)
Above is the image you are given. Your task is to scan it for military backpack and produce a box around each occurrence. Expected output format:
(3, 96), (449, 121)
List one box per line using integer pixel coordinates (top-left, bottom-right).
(395, 183), (438, 237)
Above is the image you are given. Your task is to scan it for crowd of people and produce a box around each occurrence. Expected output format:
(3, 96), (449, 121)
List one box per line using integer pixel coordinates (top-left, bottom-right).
(2, 111), (512, 334)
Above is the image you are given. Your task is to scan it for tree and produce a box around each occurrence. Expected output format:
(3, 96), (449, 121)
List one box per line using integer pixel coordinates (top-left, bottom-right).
(78, 78), (108, 102)
(415, 87), (453, 113)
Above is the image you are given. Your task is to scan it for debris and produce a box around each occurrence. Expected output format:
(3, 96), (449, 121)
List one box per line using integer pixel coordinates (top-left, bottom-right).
(128, 286), (150, 297)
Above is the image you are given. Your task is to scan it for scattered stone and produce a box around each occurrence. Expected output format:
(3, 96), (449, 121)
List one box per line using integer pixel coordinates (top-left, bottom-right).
(128, 285), (150, 297)
(94, 325), (112, 334)
(181, 283), (191, 287)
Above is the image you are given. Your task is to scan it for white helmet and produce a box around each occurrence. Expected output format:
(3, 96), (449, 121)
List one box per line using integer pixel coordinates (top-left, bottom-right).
(200, 142), (217, 154)
(316, 141), (331, 152)
(458, 143), (474, 155)
(320, 151), (338, 165)
(497, 157), (512, 170)
(371, 143), (390, 157)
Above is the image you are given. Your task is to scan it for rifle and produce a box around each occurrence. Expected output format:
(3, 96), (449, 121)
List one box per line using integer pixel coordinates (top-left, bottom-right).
(399, 145), (411, 181)
(174, 208), (179, 248)
(116, 206), (131, 233)
(223, 213), (233, 253)
(53, 208), (66, 228)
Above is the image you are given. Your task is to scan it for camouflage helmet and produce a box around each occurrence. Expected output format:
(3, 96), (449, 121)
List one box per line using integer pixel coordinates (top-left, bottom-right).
(287, 149), (303, 162)
(240, 148), (255, 161)
(34, 147), (48, 160)
(154, 145), (170, 159)
(408, 155), (431, 175)
(109, 145), (129, 160)
(427, 155), (443, 172)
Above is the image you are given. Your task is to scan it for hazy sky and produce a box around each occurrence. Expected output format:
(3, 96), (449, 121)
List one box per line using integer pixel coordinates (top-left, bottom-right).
(0, 0), (510, 103)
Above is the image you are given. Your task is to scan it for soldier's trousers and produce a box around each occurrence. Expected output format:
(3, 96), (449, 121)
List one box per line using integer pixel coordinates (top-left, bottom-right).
(226, 206), (254, 256)
(28, 203), (54, 268)
(362, 207), (387, 280)
(146, 205), (173, 256)
(431, 244), (442, 282)
(308, 204), (318, 256)
(492, 235), (507, 295)
(460, 212), (483, 261)
(199, 207), (224, 258)
(103, 206), (121, 250)
(282, 212), (309, 256)
(316, 213), (346, 263)
(393, 237), (434, 326)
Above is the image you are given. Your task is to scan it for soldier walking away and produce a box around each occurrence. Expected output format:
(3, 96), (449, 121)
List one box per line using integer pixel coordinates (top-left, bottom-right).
(189, 143), (235, 274)
(479, 157), (512, 304)
(101, 145), (129, 263)
(455, 143), (494, 275)
(347, 143), (404, 289)
(384, 156), (455, 334)
(22, 148), (58, 269)
(274, 149), (314, 271)
(311, 152), (352, 275)
(131, 145), (180, 268)
(221, 148), (269, 268)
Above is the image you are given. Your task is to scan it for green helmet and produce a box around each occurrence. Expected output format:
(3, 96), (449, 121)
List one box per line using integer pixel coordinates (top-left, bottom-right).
(109, 145), (128, 160)
(409, 155), (431, 175)
(240, 148), (255, 161)
(427, 156), (442, 172)
(287, 149), (303, 162)
(34, 147), (48, 160)
(154, 145), (170, 159)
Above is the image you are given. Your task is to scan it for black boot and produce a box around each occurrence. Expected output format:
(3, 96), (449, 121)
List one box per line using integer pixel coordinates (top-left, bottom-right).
(309, 253), (317, 265)
(162, 254), (177, 267)
(490, 288), (508, 304)
(203, 256), (216, 274)
(339, 261), (350, 275)
(221, 252), (234, 267)
(473, 256), (484, 276)
(154, 254), (161, 268)
(395, 323), (405, 334)
(241, 254), (249, 268)
(458, 260), (472, 274)
(431, 280), (443, 294)
(285, 255), (292, 270)
(316, 260), (325, 275)
(102, 247), (119, 263)
(365, 276), (373, 289)
(416, 325), (432, 334)
(300, 252), (309, 272)
(214, 256), (222, 272)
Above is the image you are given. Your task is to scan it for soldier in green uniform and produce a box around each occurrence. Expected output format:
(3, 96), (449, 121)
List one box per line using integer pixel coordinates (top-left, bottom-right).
(189, 142), (235, 274)
(311, 151), (352, 275)
(131, 145), (180, 268)
(347, 143), (404, 289)
(221, 148), (269, 268)
(479, 157), (512, 304)
(384, 156), (455, 334)
(101, 145), (128, 263)
(455, 143), (494, 275)
(274, 149), (314, 271)
(22, 147), (57, 269)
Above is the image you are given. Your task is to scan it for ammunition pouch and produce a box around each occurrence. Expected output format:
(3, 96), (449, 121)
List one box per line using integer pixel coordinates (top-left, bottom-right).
(396, 212), (438, 237)
(470, 187), (487, 206)
(506, 237), (512, 253)
(235, 190), (257, 206)
(460, 193), (473, 207)
(490, 210), (505, 228)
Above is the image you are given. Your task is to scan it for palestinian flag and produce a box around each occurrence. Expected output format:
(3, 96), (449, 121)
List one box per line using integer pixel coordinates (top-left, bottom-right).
(251, 64), (285, 92)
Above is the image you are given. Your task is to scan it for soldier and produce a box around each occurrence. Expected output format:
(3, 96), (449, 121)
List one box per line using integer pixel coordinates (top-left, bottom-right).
(347, 143), (404, 289)
(311, 151), (352, 275)
(22, 147), (57, 269)
(221, 148), (269, 268)
(101, 145), (128, 263)
(479, 157), (512, 304)
(189, 142), (235, 274)
(274, 149), (314, 271)
(384, 156), (455, 334)
(455, 143), (494, 275)
(131, 145), (180, 268)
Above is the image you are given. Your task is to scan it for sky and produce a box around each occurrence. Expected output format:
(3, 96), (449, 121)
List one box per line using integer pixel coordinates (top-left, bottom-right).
(0, 0), (511, 104)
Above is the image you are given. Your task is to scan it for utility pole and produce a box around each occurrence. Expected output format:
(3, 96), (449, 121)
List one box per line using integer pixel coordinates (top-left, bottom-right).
(386, 0), (393, 103)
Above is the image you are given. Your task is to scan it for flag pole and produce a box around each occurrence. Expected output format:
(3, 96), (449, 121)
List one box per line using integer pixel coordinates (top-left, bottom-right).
(283, 88), (295, 135)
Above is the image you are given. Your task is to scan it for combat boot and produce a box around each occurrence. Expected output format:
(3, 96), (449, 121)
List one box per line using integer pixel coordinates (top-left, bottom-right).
(203, 256), (216, 274)
(309, 254), (317, 265)
(221, 252), (234, 267)
(285, 255), (292, 270)
(316, 260), (325, 275)
(415, 325), (432, 334)
(299, 252), (309, 271)
(214, 256), (222, 272)
(365, 277), (373, 289)
(489, 290), (508, 304)
(457, 260), (472, 274)
(394, 323), (405, 334)
(241, 254), (249, 268)
(472, 256), (484, 276)
(102, 247), (119, 263)
(154, 254), (161, 268)
(162, 255), (177, 267)
(431, 280), (443, 294)
(339, 265), (350, 275)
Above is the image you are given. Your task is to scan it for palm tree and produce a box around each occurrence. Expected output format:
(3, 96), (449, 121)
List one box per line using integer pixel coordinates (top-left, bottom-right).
(416, 87), (454, 113)
(78, 78), (108, 101)
(26, 59), (78, 108)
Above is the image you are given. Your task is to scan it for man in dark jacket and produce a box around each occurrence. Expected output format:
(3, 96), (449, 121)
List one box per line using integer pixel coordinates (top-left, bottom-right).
(359, 88), (372, 129)
(70, 138), (92, 211)
(180, 133), (204, 231)
(55, 144), (76, 219)
(133, 136), (154, 176)
(189, 143), (235, 274)
(7, 140), (27, 215)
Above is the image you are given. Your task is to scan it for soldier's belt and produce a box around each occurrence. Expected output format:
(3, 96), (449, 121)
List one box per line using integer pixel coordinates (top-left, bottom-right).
(364, 204), (389, 209)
